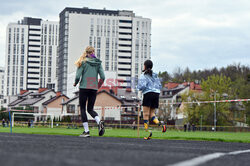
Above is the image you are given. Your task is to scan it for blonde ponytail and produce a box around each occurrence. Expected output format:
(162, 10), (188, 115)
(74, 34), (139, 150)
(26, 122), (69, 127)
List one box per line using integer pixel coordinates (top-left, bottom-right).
(75, 46), (95, 67)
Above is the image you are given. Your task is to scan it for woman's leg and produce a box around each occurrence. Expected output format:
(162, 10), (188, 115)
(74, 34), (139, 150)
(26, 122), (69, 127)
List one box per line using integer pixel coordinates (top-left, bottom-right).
(86, 89), (99, 124)
(149, 108), (160, 125)
(150, 107), (166, 132)
(87, 89), (105, 136)
(143, 106), (150, 131)
(79, 89), (89, 133)
(143, 106), (152, 139)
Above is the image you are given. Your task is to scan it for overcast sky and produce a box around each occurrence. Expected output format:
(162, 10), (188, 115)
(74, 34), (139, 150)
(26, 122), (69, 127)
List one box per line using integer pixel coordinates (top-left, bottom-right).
(1, 0), (250, 73)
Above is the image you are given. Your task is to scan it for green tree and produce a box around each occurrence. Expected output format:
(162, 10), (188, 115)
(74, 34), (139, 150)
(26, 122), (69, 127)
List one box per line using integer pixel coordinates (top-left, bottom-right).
(158, 71), (171, 86)
(182, 74), (234, 126)
(0, 107), (8, 121)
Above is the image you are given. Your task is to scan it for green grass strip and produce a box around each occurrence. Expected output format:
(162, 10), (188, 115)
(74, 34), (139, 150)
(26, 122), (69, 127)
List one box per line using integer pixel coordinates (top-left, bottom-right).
(0, 127), (250, 143)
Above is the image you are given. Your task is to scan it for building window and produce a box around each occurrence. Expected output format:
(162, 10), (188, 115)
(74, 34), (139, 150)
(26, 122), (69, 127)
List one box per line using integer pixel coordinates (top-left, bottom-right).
(8, 44), (11, 54)
(49, 35), (51, 45)
(105, 50), (109, 61)
(8, 56), (10, 65)
(13, 44), (16, 54)
(49, 46), (52, 56)
(16, 34), (19, 43)
(97, 49), (100, 59)
(21, 44), (25, 54)
(44, 35), (47, 44)
(97, 37), (101, 48)
(67, 104), (75, 113)
(8, 34), (11, 43)
(20, 66), (24, 76)
(49, 24), (51, 34)
(20, 77), (23, 87)
(107, 26), (110, 36)
(97, 25), (100, 36)
(21, 34), (24, 43)
(48, 67), (51, 77)
(89, 36), (92, 46)
(106, 38), (109, 49)
(90, 25), (94, 36)
(16, 45), (19, 55)
(21, 55), (24, 65)
(44, 25), (47, 34)
(105, 62), (109, 71)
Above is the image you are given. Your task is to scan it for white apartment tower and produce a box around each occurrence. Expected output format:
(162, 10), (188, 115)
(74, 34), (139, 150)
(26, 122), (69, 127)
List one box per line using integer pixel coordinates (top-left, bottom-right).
(58, 7), (151, 95)
(4, 17), (59, 96)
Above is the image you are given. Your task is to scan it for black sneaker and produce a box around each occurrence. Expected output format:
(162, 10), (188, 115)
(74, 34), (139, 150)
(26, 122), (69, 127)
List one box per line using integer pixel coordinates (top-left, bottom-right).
(98, 121), (105, 136)
(79, 131), (90, 137)
(159, 121), (167, 133)
(144, 131), (152, 140)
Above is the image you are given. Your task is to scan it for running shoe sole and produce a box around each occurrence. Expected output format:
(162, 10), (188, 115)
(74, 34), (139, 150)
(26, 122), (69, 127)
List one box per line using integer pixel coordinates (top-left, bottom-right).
(79, 134), (90, 138)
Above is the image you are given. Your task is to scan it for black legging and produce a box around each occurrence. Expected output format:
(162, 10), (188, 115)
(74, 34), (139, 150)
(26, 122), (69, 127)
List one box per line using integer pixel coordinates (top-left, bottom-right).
(79, 88), (98, 123)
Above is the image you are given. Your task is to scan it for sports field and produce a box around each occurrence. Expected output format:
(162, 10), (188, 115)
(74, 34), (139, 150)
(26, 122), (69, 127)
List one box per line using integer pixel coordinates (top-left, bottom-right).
(1, 127), (250, 143)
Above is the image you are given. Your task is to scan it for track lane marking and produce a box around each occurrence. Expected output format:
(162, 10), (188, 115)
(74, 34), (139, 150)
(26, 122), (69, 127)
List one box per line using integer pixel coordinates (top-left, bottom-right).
(169, 149), (250, 166)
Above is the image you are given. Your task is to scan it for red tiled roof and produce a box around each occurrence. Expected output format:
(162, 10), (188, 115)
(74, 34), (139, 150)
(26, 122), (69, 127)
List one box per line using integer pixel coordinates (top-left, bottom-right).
(164, 83), (179, 89)
(164, 82), (202, 91)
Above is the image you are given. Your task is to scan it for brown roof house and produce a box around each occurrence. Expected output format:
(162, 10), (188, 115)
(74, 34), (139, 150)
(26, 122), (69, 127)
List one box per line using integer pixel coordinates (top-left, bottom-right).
(17, 88), (57, 114)
(42, 92), (69, 119)
(8, 90), (33, 108)
(61, 90), (123, 121)
(160, 82), (202, 125)
(116, 88), (140, 122)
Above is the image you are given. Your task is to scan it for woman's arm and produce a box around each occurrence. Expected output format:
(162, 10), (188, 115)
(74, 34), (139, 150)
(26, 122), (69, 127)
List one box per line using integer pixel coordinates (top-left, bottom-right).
(74, 65), (84, 86)
(156, 75), (163, 90)
(98, 64), (105, 88)
(137, 75), (147, 91)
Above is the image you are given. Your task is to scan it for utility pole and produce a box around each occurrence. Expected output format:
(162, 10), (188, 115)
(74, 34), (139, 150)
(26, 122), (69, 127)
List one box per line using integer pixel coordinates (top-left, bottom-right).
(214, 91), (216, 132)
(200, 114), (202, 131)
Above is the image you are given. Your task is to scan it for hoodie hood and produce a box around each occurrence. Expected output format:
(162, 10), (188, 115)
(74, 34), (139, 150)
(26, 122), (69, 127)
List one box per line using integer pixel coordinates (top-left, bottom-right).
(86, 58), (102, 66)
(144, 72), (158, 81)
(152, 72), (158, 78)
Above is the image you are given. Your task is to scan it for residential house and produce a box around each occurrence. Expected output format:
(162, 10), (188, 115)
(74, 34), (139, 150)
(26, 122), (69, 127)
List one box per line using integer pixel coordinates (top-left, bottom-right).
(159, 82), (202, 124)
(7, 88), (68, 121)
(116, 88), (140, 122)
(18, 88), (56, 114)
(42, 92), (69, 119)
(61, 90), (123, 121)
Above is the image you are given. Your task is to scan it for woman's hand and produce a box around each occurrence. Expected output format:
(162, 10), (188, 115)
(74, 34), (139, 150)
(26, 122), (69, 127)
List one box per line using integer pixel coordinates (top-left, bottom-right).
(73, 83), (76, 87)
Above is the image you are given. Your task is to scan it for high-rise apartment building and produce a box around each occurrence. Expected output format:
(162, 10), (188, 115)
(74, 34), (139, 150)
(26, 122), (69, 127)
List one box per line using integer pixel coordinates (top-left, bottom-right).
(58, 7), (151, 95)
(4, 17), (59, 96)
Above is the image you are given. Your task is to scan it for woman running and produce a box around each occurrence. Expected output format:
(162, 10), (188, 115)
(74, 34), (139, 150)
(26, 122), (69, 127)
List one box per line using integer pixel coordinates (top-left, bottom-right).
(138, 60), (166, 140)
(74, 46), (105, 137)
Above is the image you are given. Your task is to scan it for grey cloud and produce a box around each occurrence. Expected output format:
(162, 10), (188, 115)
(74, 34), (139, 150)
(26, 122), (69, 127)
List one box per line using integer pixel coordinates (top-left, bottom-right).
(0, 0), (250, 72)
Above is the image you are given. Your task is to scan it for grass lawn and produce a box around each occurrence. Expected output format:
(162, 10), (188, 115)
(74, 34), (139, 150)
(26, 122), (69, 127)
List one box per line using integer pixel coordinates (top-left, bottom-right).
(0, 126), (250, 143)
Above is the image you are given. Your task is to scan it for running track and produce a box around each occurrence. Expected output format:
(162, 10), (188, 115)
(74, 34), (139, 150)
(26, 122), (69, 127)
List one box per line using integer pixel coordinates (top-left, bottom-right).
(0, 133), (249, 166)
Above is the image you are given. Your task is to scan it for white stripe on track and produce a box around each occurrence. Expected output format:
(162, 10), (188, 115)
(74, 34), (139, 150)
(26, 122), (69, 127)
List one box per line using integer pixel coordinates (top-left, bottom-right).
(169, 149), (250, 166)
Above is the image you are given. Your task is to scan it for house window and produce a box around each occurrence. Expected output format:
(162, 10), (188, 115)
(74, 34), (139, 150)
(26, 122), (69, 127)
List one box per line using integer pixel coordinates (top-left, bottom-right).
(105, 117), (114, 120)
(67, 104), (75, 113)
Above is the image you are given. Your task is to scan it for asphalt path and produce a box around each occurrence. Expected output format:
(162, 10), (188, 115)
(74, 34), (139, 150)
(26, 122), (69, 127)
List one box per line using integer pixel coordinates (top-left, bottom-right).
(0, 133), (249, 166)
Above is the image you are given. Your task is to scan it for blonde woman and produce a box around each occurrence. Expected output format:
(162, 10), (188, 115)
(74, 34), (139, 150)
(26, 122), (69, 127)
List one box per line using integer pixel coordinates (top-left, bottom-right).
(74, 46), (105, 137)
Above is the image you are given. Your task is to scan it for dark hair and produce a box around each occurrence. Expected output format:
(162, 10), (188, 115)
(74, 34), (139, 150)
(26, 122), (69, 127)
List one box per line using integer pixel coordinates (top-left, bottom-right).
(143, 60), (153, 76)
